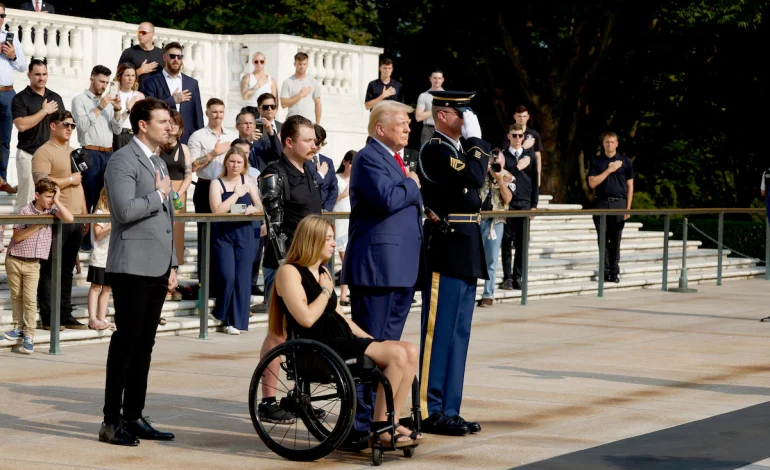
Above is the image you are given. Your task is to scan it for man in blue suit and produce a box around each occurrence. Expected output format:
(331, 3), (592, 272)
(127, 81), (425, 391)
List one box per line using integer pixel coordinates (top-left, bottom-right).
(140, 42), (203, 144)
(311, 124), (338, 212)
(341, 100), (423, 445)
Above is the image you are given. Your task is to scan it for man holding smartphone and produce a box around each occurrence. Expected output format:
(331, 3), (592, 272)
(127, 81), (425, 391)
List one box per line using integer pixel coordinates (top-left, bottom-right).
(1, 5), (28, 190)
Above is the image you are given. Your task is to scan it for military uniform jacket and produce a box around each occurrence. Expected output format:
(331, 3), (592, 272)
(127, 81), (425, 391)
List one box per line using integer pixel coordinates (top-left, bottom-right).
(418, 132), (491, 280)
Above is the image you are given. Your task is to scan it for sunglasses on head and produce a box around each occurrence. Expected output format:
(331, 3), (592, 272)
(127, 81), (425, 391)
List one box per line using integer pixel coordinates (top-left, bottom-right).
(509, 133), (524, 138)
(253, 59), (265, 64)
(168, 53), (184, 60)
(59, 122), (77, 129)
(261, 104), (276, 110)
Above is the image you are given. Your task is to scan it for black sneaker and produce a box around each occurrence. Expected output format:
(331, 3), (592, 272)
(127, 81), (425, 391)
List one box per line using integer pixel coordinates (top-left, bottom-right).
(257, 401), (297, 424)
(62, 317), (88, 330)
(502, 278), (514, 290)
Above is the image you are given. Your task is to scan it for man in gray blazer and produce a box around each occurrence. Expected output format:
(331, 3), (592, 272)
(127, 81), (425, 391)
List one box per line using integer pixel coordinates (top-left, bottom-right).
(99, 98), (178, 446)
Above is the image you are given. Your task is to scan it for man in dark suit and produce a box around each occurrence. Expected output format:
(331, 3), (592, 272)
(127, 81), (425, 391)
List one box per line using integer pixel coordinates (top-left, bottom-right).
(140, 42), (203, 144)
(247, 93), (283, 174)
(311, 124), (337, 212)
(20, 1), (54, 12)
(99, 98), (178, 446)
(501, 122), (539, 290)
(341, 100), (423, 444)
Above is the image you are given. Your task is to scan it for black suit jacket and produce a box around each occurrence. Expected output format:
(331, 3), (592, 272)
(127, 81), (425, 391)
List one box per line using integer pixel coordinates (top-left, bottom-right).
(140, 72), (204, 144)
(20, 1), (55, 12)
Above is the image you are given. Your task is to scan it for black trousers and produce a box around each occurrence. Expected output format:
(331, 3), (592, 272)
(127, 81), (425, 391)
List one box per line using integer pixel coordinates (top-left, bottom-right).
(38, 223), (84, 325)
(592, 199), (627, 275)
(251, 222), (264, 286)
(103, 270), (169, 424)
(501, 201), (532, 281)
(194, 179), (212, 280)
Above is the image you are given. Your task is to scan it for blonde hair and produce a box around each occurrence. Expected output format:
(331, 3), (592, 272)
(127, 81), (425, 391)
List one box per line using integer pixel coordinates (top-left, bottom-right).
(268, 215), (335, 337)
(219, 148), (249, 177)
(367, 101), (415, 137)
(95, 187), (110, 212)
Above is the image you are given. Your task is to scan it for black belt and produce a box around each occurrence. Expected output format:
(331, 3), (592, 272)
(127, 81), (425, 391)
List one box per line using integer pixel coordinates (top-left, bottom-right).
(8, 254), (39, 262)
(597, 197), (626, 202)
(447, 213), (481, 224)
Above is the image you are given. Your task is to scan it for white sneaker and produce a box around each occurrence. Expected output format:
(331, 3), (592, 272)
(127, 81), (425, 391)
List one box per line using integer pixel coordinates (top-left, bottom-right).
(225, 326), (240, 335)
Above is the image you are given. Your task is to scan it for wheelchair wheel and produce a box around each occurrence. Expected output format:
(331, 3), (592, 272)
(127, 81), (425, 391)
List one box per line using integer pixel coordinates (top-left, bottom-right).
(248, 339), (356, 461)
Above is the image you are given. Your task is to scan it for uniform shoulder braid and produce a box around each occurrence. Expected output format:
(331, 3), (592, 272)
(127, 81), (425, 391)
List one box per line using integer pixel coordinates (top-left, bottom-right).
(418, 136), (460, 185)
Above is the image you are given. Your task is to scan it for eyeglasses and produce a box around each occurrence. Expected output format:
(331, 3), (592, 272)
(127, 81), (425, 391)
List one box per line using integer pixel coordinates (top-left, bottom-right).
(0, 14), (7, 19)
(509, 133), (524, 138)
(261, 104), (277, 110)
(137, 30), (151, 36)
(168, 53), (184, 60)
(253, 60), (265, 64)
(59, 122), (77, 129)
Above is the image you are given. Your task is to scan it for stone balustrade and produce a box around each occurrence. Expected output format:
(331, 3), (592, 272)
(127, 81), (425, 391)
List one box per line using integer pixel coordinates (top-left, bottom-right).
(2, 9), (383, 186)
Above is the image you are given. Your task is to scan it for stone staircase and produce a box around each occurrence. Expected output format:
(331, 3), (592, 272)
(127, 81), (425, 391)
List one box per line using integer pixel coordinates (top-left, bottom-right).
(0, 190), (763, 351)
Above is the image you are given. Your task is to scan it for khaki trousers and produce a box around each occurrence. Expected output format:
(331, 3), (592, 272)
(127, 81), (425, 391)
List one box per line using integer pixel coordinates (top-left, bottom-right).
(5, 255), (41, 338)
(16, 149), (35, 209)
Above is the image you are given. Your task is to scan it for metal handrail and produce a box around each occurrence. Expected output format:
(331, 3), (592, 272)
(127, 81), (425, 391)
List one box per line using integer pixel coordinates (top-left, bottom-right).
(1, 207), (764, 354)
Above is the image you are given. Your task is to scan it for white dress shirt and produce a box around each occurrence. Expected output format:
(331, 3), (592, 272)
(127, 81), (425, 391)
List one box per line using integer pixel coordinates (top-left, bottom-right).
(0, 32), (28, 86)
(133, 136), (167, 202)
(187, 126), (234, 180)
(163, 69), (183, 111)
(435, 130), (461, 151)
(508, 146), (523, 159)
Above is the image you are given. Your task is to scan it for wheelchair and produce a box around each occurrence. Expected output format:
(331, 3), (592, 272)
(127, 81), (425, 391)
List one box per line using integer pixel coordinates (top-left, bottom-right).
(248, 333), (422, 466)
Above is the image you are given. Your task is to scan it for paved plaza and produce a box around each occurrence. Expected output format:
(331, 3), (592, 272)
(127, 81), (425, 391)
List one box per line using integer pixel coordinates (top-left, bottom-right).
(2, 279), (770, 469)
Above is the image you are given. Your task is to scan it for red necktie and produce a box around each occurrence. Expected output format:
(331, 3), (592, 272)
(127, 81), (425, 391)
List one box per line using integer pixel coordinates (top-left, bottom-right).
(394, 152), (406, 176)
(35, 1), (40, 11)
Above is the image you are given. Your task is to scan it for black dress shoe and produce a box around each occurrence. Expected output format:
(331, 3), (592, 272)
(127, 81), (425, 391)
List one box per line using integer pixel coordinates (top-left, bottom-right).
(452, 415), (481, 433)
(421, 413), (469, 436)
(512, 277), (522, 290)
(62, 317), (88, 330)
(98, 422), (139, 446)
(251, 284), (264, 296)
(337, 429), (370, 452)
(609, 273), (620, 283)
(125, 417), (175, 440)
(502, 278), (514, 290)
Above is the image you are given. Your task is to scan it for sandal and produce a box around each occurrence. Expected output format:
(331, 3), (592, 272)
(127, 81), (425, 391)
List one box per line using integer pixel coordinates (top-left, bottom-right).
(397, 425), (426, 443)
(96, 320), (113, 331)
(369, 422), (413, 449)
(158, 317), (167, 326)
(340, 299), (350, 307)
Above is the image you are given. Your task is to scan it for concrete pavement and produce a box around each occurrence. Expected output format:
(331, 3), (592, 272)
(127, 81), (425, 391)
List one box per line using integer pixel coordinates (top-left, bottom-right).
(2, 278), (770, 468)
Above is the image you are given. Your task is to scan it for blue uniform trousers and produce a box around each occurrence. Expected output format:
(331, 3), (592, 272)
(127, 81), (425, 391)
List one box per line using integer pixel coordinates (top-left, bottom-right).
(419, 272), (477, 418)
(349, 285), (415, 434)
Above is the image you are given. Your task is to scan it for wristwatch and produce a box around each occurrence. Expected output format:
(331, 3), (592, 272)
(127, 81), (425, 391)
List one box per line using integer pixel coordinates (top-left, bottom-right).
(96, 103), (105, 111)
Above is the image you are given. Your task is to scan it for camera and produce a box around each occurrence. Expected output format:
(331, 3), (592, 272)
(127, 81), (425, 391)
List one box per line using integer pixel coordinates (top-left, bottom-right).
(491, 163), (502, 173)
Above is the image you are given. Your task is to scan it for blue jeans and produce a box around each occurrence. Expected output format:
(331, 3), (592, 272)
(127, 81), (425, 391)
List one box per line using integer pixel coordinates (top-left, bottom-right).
(0, 90), (15, 181)
(481, 219), (504, 299)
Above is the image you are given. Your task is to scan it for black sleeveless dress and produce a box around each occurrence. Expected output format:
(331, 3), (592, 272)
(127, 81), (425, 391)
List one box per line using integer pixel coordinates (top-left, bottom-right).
(278, 264), (380, 359)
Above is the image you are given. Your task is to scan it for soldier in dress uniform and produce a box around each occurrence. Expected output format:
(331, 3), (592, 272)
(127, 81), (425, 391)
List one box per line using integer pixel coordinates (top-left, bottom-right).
(417, 90), (490, 436)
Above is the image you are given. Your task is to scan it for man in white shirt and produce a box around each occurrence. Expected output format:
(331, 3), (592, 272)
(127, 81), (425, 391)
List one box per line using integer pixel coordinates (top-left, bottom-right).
(415, 69), (444, 145)
(188, 97), (232, 276)
(280, 52), (322, 124)
(0, 5), (28, 190)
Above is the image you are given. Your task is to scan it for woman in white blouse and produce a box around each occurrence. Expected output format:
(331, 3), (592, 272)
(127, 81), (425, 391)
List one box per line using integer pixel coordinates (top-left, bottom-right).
(112, 63), (145, 150)
(332, 150), (355, 305)
(240, 52), (277, 109)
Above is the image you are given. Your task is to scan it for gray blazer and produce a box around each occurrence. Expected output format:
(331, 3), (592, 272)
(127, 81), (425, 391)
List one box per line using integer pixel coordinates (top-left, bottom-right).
(104, 139), (178, 277)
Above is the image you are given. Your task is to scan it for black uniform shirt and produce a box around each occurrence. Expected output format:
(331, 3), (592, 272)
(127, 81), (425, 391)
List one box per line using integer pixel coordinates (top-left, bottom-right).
(588, 153), (634, 199)
(262, 155), (322, 269)
(365, 78), (404, 109)
(11, 86), (66, 154)
(117, 45), (165, 88)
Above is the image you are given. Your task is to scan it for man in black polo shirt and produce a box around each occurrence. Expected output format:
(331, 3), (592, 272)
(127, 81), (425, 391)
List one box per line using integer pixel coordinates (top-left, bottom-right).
(364, 57), (403, 111)
(116, 22), (164, 88)
(11, 59), (65, 208)
(255, 114), (322, 423)
(587, 132), (634, 283)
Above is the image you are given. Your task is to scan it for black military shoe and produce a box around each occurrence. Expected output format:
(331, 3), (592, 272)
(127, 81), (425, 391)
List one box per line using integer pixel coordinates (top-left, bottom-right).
(421, 413), (469, 436)
(502, 278), (514, 290)
(98, 422), (139, 446)
(337, 429), (370, 452)
(452, 415), (481, 433)
(125, 417), (175, 440)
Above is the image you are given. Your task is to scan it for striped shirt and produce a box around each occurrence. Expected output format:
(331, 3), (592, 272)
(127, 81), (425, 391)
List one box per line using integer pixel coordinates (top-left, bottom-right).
(0, 31), (28, 86)
(9, 202), (59, 260)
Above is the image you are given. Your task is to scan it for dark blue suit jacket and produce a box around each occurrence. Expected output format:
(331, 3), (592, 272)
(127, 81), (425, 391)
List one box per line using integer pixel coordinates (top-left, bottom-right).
(249, 133), (282, 174)
(140, 72), (204, 144)
(341, 140), (423, 287)
(313, 154), (338, 212)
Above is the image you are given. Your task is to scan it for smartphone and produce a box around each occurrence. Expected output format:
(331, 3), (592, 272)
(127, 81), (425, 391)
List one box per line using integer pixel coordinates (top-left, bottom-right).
(231, 203), (247, 214)
(491, 163), (502, 172)
(256, 117), (264, 135)
(5, 33), (14, 45)
(108, 81), (119, 97)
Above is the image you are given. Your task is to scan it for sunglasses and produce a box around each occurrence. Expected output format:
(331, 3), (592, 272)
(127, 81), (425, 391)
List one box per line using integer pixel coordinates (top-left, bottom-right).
(253, 60), (265, 64)
(137, 30), (151, 36)
(261, 104), (277, 110)
(0, 14), (7, 19)
(59, 122), (77, 129)
(168, 53), (184, 60)
(509, 133), (524, 138)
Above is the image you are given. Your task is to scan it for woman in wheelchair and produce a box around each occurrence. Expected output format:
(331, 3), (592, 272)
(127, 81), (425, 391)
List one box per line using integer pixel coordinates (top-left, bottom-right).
(269, 215), (424, 447)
